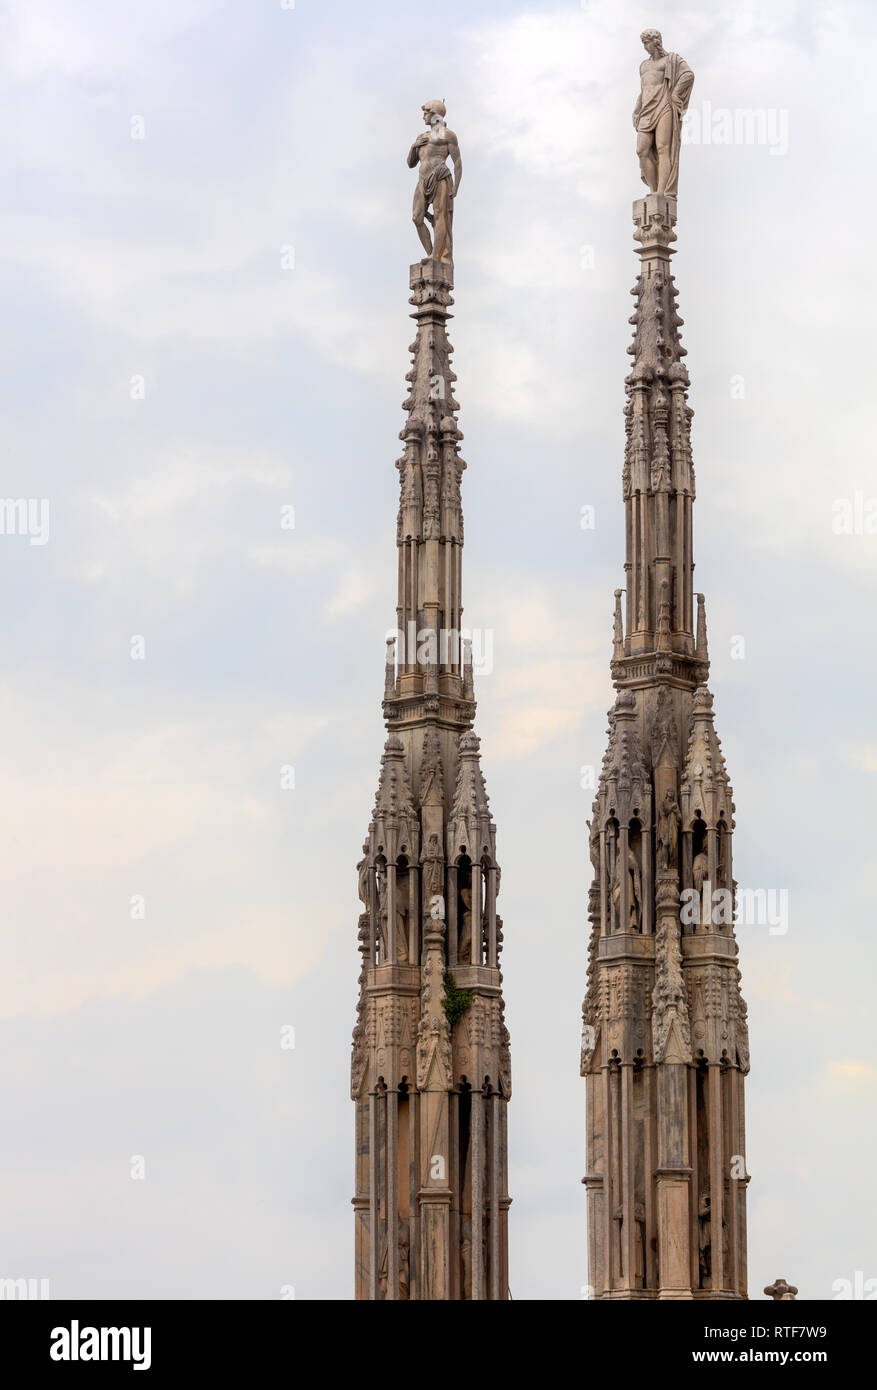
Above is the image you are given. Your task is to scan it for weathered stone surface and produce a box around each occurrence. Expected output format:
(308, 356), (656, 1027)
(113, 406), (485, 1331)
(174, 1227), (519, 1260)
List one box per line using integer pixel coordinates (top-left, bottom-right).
(582, 71), (750, 1300)
(352, 129), (509, 1298)
(633, 30), (694, 197)
(408, 100), (461, 266)
(764, 1278), (798, 1301)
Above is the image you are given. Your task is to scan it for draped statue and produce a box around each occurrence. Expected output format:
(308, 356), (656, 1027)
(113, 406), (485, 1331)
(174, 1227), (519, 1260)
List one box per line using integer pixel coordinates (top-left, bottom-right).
(633, 30), (694, 197)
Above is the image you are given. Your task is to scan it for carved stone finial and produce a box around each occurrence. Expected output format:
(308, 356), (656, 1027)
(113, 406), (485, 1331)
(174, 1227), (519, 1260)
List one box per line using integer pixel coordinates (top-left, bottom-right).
(612, 589), (625, 660)
(448, 728), (494, 864)
(695, 592), (709, 661)
(462, 636), (474, 699)
(657, 577), (672, 649)
(384, 635), (396, 700)
(633, 31), (694, 197)
(407, 100), (462, 266)
(693, 683), (714, 715)
(764, 1278), (798, 1301)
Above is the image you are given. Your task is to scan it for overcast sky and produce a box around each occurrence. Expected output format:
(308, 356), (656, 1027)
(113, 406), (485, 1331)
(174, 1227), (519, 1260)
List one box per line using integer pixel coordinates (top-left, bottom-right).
(0, 0), (875, 1300)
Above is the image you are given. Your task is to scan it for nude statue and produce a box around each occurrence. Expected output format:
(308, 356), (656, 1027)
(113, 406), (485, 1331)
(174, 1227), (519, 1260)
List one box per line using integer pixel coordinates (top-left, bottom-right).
(633, 30), (694, 197)
(408, 100), (462, 265)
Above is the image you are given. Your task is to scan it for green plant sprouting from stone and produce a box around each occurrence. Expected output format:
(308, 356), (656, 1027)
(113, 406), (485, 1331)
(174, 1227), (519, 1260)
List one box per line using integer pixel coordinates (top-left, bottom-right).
(442, 970), (474, 1028)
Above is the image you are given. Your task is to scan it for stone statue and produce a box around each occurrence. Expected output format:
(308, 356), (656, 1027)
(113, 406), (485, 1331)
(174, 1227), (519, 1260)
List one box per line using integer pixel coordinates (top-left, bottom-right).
(421, 832), (445, 921)
(376, 864), (409, 963)
(394, 873), (410, 963)
(692, 847), (709, 927)
(633, 30), (694, 197)
(588, 821), (600, 878)
(458, 883), (473, 962)
(419, 752), (442, 807)
(657, 789), (681, 873)
(612, 839), (642, 931)
(408, 100), (462, 265)
(356, 843), (370, 911)
(376, 862), (389, 961)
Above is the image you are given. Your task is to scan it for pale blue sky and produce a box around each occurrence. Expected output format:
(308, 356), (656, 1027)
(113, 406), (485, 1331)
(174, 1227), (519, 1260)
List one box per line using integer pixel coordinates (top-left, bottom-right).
(0, 0), (874, 1299)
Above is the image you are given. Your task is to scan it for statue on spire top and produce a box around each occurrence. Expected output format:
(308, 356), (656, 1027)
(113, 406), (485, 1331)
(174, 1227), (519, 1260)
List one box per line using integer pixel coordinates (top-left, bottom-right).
(408, 100), (462, 266)
(633, 30), (694, 197)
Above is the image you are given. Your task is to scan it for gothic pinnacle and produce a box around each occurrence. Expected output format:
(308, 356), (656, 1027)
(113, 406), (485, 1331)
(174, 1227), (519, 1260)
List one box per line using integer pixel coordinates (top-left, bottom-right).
(580, 37), (750, 1301)
(351, 104), (510, 1300)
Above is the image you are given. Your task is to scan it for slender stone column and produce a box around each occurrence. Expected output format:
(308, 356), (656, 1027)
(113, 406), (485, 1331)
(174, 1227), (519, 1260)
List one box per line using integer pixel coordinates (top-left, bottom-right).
(642, 829), (653, 935)
(489, 1091), (500, 1300)
(418, 1103), (451, 1299)
(654, 874), (693, 1298)
(368, 1091), (378, 1300)
(387, 1088), (400, 1299)
(409, 1090), (419, 1302)
(471, 1089), (485, 1300)
(471, 863), (483, 965)
(687, 1067), (700, 1287)
(447, 863), (458, 965)
(727, 1067), (738, 1292)
(599, 832), (608, 936)
(601, 1064), (613, 1294)
(387, 863), (397, 965)
(619, 825), (630, 932)
(486, 867), (498, 967)
(709, 1062), (724, 1292)
(621, 1063), (636, 1288)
